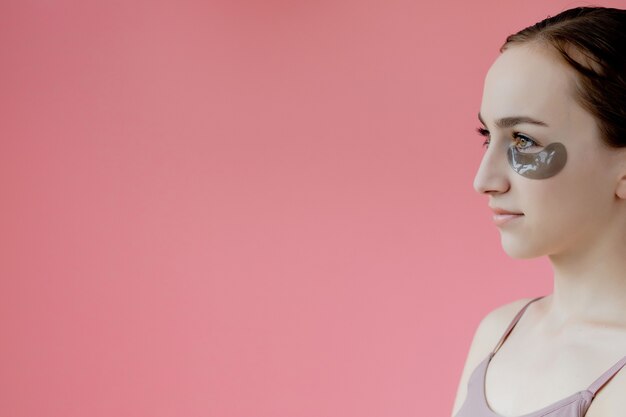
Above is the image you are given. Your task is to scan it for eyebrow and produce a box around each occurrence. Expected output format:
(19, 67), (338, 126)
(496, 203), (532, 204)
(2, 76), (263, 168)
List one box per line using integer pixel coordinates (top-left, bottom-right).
(478, 112), (549, 128)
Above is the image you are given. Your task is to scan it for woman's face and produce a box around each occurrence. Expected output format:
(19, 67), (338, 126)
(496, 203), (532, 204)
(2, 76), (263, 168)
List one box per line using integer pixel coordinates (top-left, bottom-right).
(473, 43), (624, 259)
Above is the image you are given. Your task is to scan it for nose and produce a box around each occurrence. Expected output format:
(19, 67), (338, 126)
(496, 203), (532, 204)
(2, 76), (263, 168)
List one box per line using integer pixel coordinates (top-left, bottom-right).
(473, 142), (511, 195)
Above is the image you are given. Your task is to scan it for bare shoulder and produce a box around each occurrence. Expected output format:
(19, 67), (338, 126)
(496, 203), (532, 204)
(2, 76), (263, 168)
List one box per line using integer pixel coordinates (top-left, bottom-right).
(583, 303), (626, 416)
(585, 351), (626, 416)
(450, 297), (536, 417)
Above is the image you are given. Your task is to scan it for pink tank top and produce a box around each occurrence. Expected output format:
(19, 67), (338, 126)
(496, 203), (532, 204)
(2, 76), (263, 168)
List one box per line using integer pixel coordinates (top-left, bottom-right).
(454, 296), (626, 417)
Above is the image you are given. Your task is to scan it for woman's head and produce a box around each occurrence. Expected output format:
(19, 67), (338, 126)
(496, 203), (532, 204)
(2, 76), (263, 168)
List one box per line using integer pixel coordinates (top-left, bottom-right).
(473, 7), (626, 260)
(501, 7), (626, 148)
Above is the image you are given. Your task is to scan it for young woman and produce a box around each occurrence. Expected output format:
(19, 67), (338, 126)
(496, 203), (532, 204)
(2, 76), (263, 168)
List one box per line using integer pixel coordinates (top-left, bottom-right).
(452, 7), (626, 417)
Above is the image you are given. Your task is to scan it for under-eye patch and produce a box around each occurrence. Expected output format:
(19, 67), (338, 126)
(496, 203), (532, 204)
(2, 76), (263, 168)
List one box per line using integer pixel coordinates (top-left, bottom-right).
(506, 142), (567, 179)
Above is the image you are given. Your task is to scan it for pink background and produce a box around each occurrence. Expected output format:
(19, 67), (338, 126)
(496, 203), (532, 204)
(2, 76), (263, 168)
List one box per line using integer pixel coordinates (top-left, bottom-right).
(2, 1), (625, 416)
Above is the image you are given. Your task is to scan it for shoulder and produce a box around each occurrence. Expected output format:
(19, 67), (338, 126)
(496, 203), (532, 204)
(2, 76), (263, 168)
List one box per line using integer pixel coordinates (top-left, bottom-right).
(460, 296), (538, 368)
(478, 297), (538, 347)
(470, 297), (538, 368)
(450, 296), (536, 417)
(585, 354), (626, 416)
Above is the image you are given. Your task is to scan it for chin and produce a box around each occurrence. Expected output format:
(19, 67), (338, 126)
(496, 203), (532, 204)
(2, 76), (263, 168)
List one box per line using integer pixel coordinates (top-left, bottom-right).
(499, 235), (546, 259)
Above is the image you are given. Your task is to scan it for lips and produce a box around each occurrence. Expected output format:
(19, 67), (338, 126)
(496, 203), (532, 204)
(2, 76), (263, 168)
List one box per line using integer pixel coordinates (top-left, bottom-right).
(489, 206), (524, 226)
(489, 206), (523, 215)
(492, 213), (524, 226)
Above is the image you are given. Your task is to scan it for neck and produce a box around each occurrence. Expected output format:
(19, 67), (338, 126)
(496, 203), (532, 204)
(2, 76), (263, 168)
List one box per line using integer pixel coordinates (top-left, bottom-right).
(546, 235), (626, 326)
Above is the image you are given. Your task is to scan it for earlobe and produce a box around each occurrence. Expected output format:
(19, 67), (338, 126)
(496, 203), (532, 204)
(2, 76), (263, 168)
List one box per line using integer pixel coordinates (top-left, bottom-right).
(616, 175), (626, 200)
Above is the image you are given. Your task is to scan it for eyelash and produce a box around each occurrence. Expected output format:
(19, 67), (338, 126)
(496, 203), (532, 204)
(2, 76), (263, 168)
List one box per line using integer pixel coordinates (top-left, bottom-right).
(476, 127), (489, 147)
(475, 126), (539, 150)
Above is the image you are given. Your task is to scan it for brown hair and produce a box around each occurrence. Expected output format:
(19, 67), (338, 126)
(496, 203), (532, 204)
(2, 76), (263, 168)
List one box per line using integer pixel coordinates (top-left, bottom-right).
(501, 7), (626, 148)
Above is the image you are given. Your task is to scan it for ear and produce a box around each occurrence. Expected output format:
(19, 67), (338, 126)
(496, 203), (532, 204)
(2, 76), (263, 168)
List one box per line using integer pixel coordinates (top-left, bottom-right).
(614, 151), (626, 200)
(617, 176), (626, 200)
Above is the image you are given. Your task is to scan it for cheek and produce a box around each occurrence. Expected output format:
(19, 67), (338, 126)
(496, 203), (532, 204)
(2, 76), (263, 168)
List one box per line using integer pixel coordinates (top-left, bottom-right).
(560, 146), (613, 195)
(524, 152), (608, 219)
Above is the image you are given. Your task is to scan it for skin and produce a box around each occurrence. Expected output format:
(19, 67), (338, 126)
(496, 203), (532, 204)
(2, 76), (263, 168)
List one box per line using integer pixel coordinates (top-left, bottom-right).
(468, 42), (626, 416)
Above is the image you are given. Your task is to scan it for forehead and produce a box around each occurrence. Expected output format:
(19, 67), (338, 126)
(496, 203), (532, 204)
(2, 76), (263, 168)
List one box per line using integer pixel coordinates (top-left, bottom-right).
(481, 44), (579, 125)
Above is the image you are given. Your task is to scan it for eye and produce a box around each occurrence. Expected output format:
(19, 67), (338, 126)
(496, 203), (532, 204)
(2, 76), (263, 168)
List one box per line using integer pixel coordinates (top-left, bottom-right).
(513, 133), (540, 151)
(476, 126), (490, 148)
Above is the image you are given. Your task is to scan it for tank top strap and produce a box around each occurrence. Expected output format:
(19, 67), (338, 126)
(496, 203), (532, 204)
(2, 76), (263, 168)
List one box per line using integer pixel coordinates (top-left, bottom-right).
(491, 296), (546, 355)
(586, 355), (626, 396)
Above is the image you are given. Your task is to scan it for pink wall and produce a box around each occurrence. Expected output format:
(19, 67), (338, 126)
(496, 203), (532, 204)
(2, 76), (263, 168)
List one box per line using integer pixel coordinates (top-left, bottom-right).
(2, 0), (624, 416)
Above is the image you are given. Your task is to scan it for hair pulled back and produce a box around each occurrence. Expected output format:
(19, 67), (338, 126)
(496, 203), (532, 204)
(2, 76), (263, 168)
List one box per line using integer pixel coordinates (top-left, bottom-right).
(501, 7), (626, 148)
